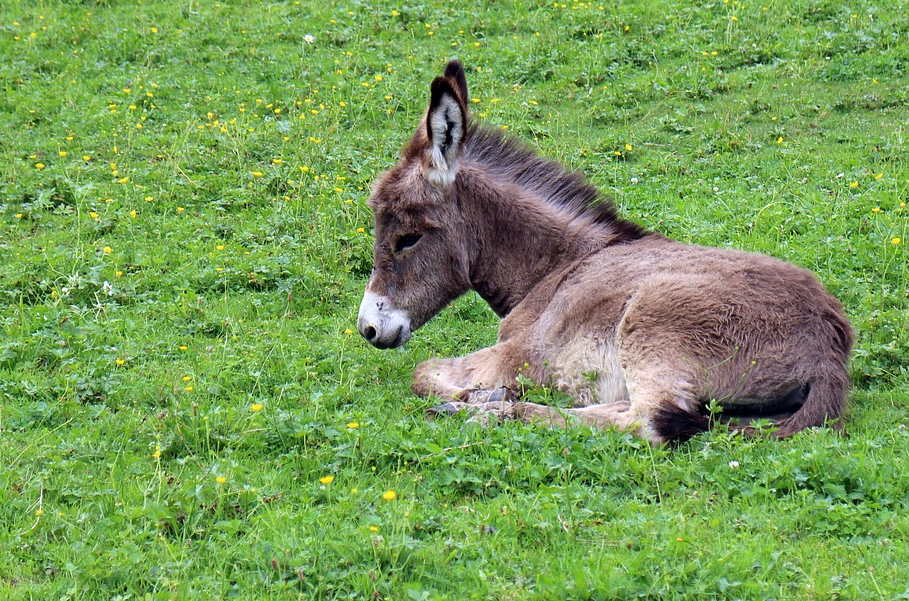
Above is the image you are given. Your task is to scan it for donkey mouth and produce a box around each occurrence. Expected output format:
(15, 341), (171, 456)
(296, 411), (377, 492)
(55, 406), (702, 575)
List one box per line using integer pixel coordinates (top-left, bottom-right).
(358, 291), (413, 349)
(361, 324), (411, 349)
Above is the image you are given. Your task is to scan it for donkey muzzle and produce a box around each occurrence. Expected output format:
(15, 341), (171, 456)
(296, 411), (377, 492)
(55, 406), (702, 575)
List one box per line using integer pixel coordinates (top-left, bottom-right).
(357, 291), (412, 349)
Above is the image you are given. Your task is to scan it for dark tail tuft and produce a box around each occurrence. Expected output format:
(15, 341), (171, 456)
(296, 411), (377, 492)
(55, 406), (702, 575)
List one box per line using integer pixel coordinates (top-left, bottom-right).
(650, 404), (710, 445)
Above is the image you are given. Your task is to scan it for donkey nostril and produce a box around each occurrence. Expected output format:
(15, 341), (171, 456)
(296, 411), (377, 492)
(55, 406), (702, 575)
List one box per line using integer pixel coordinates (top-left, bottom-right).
(363, 325), (377, 341)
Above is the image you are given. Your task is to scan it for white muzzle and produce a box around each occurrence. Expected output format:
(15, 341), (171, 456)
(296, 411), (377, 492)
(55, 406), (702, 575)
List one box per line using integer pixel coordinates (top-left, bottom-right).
(357, 291), (412, 349)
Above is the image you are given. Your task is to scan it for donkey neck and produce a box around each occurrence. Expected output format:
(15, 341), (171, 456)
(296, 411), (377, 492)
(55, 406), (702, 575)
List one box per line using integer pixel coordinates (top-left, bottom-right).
(458, 166), (640, 317)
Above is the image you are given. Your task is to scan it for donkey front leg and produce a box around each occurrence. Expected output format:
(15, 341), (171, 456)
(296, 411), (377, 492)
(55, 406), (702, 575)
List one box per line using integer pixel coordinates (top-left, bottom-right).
(412, 342), (524, 404)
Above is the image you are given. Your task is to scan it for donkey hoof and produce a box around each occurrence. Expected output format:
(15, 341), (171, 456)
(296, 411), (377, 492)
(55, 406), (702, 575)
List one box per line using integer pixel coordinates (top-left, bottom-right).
(487, 387), (514, 404)
(426, 402), (467, 417)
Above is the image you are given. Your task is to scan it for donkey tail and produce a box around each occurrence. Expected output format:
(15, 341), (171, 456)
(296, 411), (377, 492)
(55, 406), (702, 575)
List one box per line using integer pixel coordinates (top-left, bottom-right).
(650, 368), (850, 444)
(649, 405), (710, 445)
(768, 369), (850, 438)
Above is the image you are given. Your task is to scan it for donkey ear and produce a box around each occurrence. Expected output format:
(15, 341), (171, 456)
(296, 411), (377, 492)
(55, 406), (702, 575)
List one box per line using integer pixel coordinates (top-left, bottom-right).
(443, 60), (468, 102)
(425, 70), (468, 187)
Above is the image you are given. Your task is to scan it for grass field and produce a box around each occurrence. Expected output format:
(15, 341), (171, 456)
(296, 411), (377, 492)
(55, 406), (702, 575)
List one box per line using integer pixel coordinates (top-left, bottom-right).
(1, 0), (908, 598)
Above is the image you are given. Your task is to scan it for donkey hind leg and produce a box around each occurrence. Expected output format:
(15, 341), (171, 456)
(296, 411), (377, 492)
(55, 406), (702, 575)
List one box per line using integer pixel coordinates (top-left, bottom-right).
(433, 399), (643, 433)
(412, 343), (523, 405)
(463, 367), (706, 441)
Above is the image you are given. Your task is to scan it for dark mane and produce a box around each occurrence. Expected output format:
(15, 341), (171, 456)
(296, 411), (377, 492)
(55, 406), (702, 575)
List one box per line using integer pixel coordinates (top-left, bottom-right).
(463, 125), (647, 240)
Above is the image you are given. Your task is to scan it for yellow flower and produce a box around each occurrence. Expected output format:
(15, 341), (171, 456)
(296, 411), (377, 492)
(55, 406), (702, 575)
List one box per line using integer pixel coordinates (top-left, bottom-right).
(382, 490), (397, 501)
(251, 403), (264, 412)
(35, 508), (44, 516)
(182, 375), (192, 382)
(116, 270), (123, 277)
(176, 207), (185, 214)
(319, 475), (335, 485)
(35, 163), (45, 169)
(184, 386), (193, 392)
(369, 525), (379, 532)
(849, 181), (858, 188)
(272, 158), (282, 164)
(103, 246), (112, 254)
(624, 143), (632, 151)
(777, 137), (783, 144)
(347, 422), (359, 429)
(153, 445), (161, 459)
(875, 173), (884, 180)
(216, 476), (227, 484)
(83, 155), (91, 161)
(216, 244), (225, 250)
(151, 27), (158, 33)
(252, 171), (263, 177)
(344, 328), (354, 335)
(356, 227), (365, 233)
(89, 211), (99, 219)
(893, 237), (901, 245)
(59, 151), (67, 157)
(115, 359), (126, 366)
(129, 210), (137, 219)
(178, 345), (188, 351)
(391, 9), (398, 16)
(872, 207), (881, 214)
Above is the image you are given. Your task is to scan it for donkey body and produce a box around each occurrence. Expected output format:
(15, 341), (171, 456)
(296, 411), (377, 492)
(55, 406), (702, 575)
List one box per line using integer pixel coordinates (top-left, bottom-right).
(358, 61), (852, 444)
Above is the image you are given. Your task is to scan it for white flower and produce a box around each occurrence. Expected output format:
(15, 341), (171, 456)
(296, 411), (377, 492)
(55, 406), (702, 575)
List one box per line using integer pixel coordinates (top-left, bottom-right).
(102, 281), (114, 296)
(728, 460), (740, 469)
(303, 34), (315, 44)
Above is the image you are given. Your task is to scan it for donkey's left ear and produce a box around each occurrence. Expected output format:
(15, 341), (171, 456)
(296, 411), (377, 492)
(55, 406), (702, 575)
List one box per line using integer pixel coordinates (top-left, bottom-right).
(425, 63), (469, 187)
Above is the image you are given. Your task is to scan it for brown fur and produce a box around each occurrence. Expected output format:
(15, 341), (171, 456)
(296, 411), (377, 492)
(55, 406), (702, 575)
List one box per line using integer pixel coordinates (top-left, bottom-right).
(357, 61), (853, 444)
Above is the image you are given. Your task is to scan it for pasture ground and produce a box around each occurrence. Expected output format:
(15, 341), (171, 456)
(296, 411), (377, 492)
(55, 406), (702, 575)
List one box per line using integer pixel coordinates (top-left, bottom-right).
(1, 0), (907, 598)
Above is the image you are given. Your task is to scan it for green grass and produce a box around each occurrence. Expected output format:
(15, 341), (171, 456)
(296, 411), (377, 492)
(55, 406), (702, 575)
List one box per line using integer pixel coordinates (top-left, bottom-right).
(1, 0), (907, 598)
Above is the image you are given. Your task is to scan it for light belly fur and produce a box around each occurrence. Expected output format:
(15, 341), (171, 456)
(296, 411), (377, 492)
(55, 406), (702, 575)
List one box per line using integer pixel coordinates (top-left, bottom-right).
(549, 336), (628, 407)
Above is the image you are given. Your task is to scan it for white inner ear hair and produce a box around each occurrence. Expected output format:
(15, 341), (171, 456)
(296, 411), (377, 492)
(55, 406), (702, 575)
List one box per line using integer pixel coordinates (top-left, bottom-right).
(427, 94), (462, 187)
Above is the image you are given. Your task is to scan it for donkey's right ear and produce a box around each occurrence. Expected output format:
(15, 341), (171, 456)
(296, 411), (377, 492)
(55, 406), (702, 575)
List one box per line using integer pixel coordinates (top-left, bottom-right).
(425, 74), (468, 187)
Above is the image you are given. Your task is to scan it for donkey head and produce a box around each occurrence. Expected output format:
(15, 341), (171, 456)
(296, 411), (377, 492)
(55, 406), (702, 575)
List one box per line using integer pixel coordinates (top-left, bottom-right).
(358, 61), (472, 349)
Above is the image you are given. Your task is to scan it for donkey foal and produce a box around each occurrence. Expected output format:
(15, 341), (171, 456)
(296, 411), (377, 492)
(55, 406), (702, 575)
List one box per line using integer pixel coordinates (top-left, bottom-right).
(357, 61), (853, 445)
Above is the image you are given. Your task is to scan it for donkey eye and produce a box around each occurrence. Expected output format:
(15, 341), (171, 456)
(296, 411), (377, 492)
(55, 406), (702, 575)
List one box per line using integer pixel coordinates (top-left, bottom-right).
(394, 233), (423, 253)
